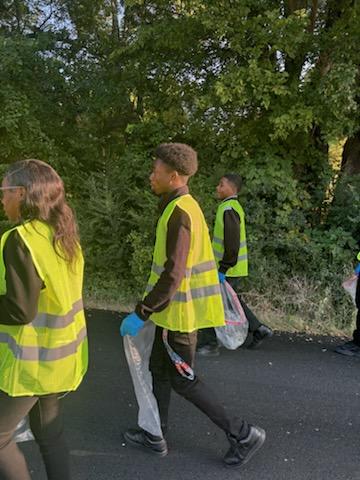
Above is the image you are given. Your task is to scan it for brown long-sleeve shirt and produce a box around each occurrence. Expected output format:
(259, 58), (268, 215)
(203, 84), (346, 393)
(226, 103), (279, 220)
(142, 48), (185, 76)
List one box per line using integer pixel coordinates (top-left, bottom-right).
(0, 230), (43, 325)
(218, 196), (241, 274)
(135, 186), (191, 321)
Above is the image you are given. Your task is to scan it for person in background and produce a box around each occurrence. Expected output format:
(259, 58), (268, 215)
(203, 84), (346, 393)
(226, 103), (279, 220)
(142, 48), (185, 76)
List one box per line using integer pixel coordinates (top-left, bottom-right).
(335, 251), (360, 357)
(0, 159), (88, 480)
(120, 144), (266, 468)
(197, 173), (273, 356)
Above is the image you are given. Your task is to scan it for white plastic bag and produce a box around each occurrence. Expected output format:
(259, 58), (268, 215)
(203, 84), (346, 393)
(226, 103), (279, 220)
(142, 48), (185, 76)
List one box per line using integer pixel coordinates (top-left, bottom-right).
(13, 417), (34, 443)
(123, 320), (162, 437)
(342, 275), (358, 306)
(215, 281), (249, 350)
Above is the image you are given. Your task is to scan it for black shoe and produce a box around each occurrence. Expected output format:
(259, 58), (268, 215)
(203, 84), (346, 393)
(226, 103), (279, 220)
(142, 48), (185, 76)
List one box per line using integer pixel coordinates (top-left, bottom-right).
(123, 428), (168, 457)
(223, 425), (266, 468)
(334, 341), (360, 357)
(247, 325), (273, 349)
(197, 344), (220, 357)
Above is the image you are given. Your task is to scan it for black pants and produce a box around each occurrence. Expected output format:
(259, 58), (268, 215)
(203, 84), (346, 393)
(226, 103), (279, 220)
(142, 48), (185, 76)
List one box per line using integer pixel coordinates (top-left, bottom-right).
(149, 327), (245, 438)
(0, 391), (70, 480)
(200, 277), (262, 346)
(352, 278), (360, 346)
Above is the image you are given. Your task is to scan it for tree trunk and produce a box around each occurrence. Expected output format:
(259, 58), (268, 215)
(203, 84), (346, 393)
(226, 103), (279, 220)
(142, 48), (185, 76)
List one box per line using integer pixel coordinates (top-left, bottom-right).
(111, 0), (120, 40)
(326, 133), (360, 243)
(341, 133), (360, 175)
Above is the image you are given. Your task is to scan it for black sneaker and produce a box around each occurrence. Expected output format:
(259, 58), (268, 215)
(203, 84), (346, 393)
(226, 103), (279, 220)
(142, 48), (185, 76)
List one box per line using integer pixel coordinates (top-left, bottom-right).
(334, 341), (360, 357)
(223, 425), (266, 468)
(197, 344), (220, 357)
(247, 325), (273, 349)
(123, 428), (168, 457)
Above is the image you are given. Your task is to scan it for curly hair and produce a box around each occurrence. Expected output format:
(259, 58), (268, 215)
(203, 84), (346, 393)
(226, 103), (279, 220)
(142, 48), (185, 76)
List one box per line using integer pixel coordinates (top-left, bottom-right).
(155, 143), (198, 176)
(5, 159), (80, 263)
(223, 173), (243, 193)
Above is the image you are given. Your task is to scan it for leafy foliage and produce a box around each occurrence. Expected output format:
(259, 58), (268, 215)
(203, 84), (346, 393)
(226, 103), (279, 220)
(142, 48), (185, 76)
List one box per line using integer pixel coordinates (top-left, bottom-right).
(0, 0), (359, 330)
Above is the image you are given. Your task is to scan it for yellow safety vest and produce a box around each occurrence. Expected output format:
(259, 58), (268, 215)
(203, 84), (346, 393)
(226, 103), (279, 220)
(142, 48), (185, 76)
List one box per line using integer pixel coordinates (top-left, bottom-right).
(0, 220), (88, 397)
(212, 198), (248, 277)
(144, 194), (225, 332)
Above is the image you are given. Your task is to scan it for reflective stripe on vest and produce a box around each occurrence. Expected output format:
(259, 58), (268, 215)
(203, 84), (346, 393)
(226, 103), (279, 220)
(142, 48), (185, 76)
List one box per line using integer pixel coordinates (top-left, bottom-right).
(145, 282), (221, 302)
(213, 236), (247, 249)
(31, 299), (84, 329)
(150, 260), (217, 278)
(212, 198), (248, 277)
(144, 194), (225, 332)
(0, 327), (87, 362)
(213, 250), (248, 262)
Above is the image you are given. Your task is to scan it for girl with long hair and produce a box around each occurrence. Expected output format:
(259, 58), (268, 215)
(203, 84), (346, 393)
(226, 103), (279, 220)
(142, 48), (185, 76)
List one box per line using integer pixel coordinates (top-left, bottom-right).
(0, 159), (88, 480)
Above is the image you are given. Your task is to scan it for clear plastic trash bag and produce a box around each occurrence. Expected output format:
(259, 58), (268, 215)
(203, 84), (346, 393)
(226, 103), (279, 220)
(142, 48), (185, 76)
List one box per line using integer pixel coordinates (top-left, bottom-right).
(215, 281), (249, 350)
(123, 320), (162, 438)
(13, 417), (34, 443)
(342, 275), (358, 306)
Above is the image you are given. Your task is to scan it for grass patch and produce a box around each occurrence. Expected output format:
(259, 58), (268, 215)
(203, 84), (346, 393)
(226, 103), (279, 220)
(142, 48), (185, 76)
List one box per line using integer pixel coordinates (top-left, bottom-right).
(84, 275), (356, 338)
(84, 278), (135, 312)
(243, 275), (355, 337)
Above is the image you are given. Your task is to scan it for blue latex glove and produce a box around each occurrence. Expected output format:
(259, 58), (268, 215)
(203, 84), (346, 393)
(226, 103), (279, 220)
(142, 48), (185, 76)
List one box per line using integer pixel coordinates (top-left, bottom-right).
(120, 312), (144, 337)
(355, 263), (360, 276)
(218, 271), (226, 284)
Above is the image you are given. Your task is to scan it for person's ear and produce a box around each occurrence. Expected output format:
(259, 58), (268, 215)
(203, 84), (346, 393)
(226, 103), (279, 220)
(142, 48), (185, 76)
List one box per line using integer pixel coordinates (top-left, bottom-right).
(170, 171), (178, 183)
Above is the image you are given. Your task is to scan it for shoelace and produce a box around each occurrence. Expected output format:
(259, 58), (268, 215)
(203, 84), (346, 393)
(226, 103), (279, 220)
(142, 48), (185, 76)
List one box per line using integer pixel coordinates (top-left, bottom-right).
(162, 329), (195, 381)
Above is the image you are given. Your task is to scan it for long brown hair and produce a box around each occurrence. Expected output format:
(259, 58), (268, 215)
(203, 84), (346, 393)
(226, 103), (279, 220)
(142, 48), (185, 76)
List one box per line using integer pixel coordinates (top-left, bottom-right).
(5, 159), (80, 263)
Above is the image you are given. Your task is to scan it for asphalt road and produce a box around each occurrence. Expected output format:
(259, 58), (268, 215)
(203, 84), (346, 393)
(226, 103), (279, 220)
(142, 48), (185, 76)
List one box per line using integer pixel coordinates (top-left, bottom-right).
(21, 309), (360, 480)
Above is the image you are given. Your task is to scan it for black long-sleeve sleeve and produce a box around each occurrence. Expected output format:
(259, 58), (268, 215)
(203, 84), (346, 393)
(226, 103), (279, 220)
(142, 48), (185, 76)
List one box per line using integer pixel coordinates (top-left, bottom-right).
(218, 209), (241, 274)
(0, 230), (43, 325)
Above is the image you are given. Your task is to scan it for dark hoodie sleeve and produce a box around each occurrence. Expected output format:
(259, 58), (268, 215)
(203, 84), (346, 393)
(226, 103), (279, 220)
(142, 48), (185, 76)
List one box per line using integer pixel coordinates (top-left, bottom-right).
(135, 205), (191, 320)
(218, 208), (241, 274)
(0, 230), (43, 325)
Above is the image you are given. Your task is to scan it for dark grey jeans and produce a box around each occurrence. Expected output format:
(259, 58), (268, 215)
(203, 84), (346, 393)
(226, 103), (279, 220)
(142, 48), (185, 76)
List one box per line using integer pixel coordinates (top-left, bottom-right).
(0, 391), (70, 480)
(149, 326), (246, 438)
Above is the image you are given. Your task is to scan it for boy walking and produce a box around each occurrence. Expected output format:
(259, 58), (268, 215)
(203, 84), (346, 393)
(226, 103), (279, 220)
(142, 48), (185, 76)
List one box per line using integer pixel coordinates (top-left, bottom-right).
(120, 144), (265, 467)
(197, 173), (273, 356)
